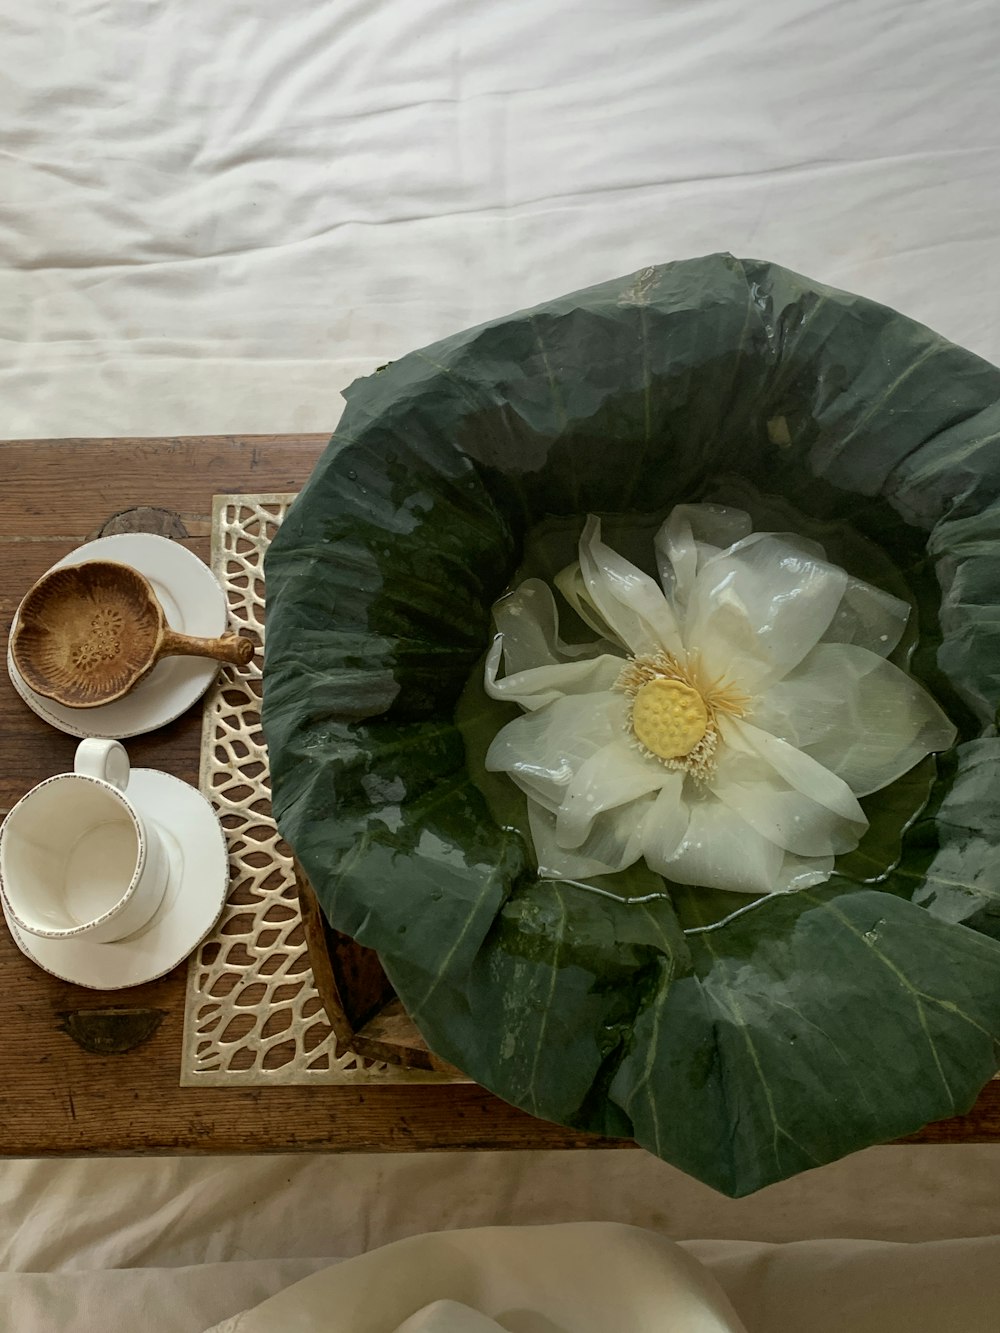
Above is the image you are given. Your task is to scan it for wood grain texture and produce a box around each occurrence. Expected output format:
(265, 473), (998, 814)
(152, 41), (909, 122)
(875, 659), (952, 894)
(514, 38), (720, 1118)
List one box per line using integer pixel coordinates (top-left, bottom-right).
(295, 859), (396, 1044)
(0, 436), (612, 1155)
(296, 864), (463, 1075)
(0, 435), (997, 1156)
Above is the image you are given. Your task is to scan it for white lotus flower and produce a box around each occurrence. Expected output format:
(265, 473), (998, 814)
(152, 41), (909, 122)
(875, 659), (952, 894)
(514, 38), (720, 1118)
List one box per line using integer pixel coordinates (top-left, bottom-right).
(483, 504), (957, 895)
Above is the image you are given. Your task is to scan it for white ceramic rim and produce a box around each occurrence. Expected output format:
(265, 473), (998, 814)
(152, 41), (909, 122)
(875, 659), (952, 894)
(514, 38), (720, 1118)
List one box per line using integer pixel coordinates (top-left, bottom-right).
(0, 772), (146, 939)
(1, 768), (229, 990)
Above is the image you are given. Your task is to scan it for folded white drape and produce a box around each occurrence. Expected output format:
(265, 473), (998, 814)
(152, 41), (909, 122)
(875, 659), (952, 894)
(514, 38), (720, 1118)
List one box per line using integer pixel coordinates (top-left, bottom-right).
(4, 1228), (1000, 1332)
(197, 1225), (1000, 1333)
(202, 1224), (747, 1333)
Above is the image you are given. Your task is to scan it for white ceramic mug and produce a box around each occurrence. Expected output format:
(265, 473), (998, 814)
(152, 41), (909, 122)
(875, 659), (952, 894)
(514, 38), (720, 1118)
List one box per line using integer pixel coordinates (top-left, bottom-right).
(0, 739), (168, 944)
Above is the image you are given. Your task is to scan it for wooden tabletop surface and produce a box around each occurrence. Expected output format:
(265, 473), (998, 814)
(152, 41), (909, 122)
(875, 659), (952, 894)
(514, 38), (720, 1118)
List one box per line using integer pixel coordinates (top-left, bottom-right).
(0, 434), (996, 1156)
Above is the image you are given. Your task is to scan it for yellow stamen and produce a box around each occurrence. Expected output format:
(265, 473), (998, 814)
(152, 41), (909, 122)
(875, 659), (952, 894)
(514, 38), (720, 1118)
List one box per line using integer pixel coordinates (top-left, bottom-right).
(631, 678), (708, 760)
(614, 649), (750, 780)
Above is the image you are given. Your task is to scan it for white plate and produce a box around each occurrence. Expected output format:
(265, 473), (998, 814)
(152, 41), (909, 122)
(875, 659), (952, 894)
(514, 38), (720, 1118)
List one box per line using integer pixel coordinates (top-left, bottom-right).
(7, 532), (228, 739)
(2, 768), (228, 990)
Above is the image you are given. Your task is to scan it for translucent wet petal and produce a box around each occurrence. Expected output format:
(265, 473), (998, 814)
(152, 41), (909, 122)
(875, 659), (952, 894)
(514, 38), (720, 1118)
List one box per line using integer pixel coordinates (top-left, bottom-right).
(650, 796), (785, 894)
(775, 852), (837, 892)
(751, 642), (957, 796)
(681, 528), (911, 659)
(484, 579), (624, 710)
(528, 803), (617, 878)
(572, 797), (656, 873)
(485, 691), (625, 811)
(685, 533), (849, 690)
(491, 578), (603, 672)
(577, 515), (684, 657)
(637, 773), (690, 868)
(529, 798), (653, 878)
(724, 718), (867, 823)
(655, 502), (753, 607)
(555, 738), (672, 849)
(485, 634), (625, 712)
(713, 721), (867, 858)
(820, 576), (910, 658)
(553, 562), (627, 645)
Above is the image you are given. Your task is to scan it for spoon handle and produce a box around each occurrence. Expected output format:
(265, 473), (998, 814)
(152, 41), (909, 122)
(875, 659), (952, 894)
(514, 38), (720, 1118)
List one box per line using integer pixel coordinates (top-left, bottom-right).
(159, 629), (254, 666)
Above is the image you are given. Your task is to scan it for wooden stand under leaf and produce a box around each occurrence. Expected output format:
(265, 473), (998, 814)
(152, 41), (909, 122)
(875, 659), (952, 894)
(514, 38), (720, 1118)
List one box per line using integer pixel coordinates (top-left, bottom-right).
(295, 860), (464, 1076)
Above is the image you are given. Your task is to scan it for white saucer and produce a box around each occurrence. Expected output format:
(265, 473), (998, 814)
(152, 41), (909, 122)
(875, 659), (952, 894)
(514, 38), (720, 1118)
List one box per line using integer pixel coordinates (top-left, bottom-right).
(2, 768), (229, 990)
(7, 532), (228, 739)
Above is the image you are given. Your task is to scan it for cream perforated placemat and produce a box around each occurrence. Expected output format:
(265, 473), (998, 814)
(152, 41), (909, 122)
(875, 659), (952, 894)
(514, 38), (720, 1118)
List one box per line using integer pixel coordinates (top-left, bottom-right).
(180, 493), (450, 1087)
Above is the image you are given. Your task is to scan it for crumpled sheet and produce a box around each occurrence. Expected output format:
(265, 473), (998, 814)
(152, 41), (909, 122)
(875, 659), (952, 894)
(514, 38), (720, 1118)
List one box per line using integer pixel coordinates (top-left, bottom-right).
(4, 1221), (1000, 1333)
(201, 1224), (749, 1333)
(3, 0), (1000, 439)
(1, 1149), (1000, 1331)
(206, 1227), (1000, 1333)
(2, 0), (1000, 1328)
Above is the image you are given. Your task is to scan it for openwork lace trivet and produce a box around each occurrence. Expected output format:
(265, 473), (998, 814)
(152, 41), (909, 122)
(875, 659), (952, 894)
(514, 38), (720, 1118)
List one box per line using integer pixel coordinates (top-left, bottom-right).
(180, 493), (448, 1087)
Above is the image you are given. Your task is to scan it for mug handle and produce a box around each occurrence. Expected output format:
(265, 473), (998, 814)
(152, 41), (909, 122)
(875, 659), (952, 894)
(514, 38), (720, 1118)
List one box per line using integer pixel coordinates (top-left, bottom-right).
(75, 739), (130, 791)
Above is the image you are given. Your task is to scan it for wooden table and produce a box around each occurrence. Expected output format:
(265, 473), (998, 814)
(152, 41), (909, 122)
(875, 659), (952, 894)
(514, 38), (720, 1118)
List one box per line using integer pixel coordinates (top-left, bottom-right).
(0, 435), (996, 1156)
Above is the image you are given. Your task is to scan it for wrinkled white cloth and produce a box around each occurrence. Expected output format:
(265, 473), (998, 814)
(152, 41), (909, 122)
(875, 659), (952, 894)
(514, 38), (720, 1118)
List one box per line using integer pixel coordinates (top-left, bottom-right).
(201, 1224), (748, 1333)
(4, 1226), (1000, 1333)
(3, 0), (1000, 440)
(687, 1235), (1000, 1333)
(3, 0), (1000, 1326)
(393, 1304), (507, 1333)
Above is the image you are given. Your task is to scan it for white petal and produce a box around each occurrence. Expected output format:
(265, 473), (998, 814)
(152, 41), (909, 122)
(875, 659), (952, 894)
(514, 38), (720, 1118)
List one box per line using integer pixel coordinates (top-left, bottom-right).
(775, 853), (836, 892)
(752, 643), (957, 796)
(529, 803), (617, 878)
(574, 799), (654, 872)
(713, 720), (867, 858)
(555, 740), (672, 849)
(530, 799), (650, 879)
(711, 771), (856, 859)
(485, 579), (624, 710)
(577, 515), (684, 657)
(654, 503), (753, 608)
(637, 773), (690, 867)
(485, 634), (625, 712)
(685, 533), (849, 691)
(649, 796), (785, 895)
(485, 692), (625, 811)
(553, 563), (626, 644)
(492, 579), (599, 672)
(821, 577), (910, 657)
(725, 718), (867, 823)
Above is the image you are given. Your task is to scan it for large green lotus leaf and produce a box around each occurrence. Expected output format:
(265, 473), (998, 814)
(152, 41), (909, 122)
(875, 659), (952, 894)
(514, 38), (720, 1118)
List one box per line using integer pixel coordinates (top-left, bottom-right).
(910, 740), (1000, 940)
(610, 881), (1000, 1194)
(263, 255), (1000, 1195)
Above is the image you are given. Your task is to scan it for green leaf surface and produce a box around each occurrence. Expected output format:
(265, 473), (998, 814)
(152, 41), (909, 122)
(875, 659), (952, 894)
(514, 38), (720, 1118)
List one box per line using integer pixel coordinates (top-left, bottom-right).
(264, 255), (1000, 1195)
(911, 740), (1000, 940)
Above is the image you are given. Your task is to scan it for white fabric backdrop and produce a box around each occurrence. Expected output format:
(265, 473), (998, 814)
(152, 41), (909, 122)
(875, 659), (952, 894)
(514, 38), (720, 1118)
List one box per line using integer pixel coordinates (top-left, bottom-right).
(2, 0), (1000, 1318)
(4, 0), (1000, 439)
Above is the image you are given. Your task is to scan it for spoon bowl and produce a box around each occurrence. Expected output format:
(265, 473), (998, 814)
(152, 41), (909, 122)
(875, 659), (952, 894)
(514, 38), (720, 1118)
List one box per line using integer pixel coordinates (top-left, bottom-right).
(11, 560), (253, 708)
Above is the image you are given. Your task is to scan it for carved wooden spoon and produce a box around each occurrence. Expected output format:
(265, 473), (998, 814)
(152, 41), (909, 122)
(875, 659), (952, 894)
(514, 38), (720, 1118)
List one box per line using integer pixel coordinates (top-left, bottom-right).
(11, 559), (254, 708)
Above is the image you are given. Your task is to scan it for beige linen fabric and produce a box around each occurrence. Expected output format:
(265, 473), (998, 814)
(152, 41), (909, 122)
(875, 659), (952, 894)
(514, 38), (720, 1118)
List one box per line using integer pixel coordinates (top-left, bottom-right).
(201, 1224), (748, 1333)
(687, 1236), (1000, 1333)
